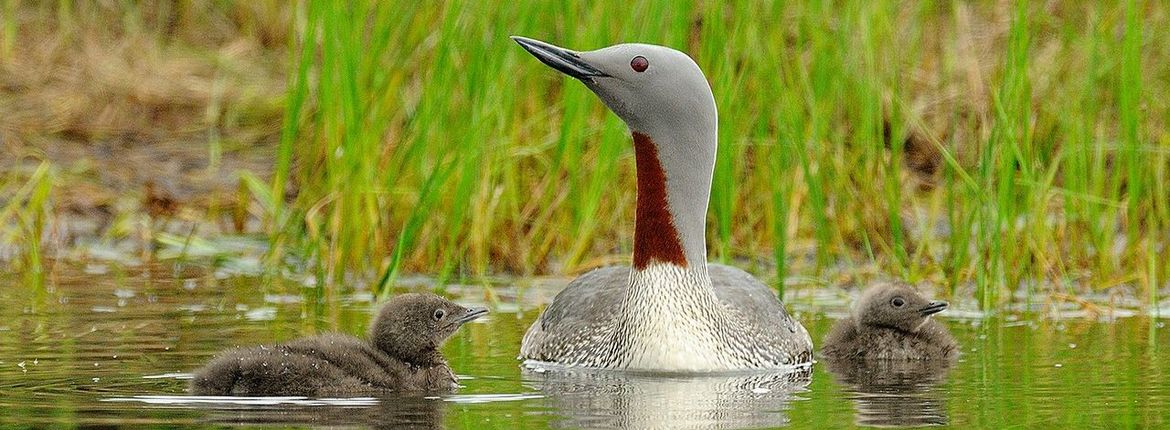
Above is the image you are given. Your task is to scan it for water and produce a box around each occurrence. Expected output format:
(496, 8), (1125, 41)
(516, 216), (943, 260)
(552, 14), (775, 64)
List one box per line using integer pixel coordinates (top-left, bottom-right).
(1, 265), (1167, 428)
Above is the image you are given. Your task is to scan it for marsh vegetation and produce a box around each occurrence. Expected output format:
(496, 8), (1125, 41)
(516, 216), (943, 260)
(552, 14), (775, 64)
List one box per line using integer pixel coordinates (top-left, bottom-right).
(2, 2), (1168, 307)
(2, 2), (1169, 428)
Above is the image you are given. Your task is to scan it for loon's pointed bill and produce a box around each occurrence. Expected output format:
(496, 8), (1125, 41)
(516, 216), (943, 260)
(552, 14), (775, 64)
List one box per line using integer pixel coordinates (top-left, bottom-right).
(919, 301), (949, 316)
(454, 307), (489, 325)
(512, 36), (610, 81)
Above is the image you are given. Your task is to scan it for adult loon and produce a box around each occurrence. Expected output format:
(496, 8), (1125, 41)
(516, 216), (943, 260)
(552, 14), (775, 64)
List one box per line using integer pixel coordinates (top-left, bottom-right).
(512, 36), (813, 372)
(189, 293), (488, 396)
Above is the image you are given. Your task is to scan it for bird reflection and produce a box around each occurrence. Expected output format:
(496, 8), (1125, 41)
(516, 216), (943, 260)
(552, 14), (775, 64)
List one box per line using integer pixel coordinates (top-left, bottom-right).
(822, 358), (954, 427)
(522, 363), (812, 429)
(198, 394), (445, 429)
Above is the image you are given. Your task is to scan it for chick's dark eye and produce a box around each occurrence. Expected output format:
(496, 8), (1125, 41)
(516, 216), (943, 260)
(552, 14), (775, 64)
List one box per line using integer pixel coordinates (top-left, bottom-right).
(432, 309), (446, 321)
(630, 56), (648, 72)
(891, 297), (906, 308)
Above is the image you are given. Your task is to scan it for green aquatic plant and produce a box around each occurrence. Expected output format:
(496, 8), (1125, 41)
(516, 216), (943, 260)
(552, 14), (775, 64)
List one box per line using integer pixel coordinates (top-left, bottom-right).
(0, 161), (54, 286)
(2, 1), (1163, 310)
(262, 0), (1166, 305)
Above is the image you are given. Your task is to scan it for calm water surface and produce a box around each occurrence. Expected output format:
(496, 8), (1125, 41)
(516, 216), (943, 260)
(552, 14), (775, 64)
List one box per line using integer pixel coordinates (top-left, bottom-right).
(0, 265), (1167, 428)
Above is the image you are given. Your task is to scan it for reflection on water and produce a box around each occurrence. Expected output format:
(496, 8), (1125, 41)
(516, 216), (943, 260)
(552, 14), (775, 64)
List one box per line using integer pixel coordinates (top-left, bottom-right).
(522, 363), (812, 429)
(821, 358), (954, 427)
(0, 265), (1168, 428)
(106, 376), (542, 429)
(109, 393), (444, 429)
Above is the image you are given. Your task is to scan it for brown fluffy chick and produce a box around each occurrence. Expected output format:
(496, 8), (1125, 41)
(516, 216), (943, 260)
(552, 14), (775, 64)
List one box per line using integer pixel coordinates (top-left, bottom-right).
(189, 293), (488, 396)
(821, 282), (957, 361)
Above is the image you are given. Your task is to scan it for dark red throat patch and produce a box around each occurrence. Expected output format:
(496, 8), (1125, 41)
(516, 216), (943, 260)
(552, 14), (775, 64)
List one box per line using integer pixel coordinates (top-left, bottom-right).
(631, 132), (687, 270)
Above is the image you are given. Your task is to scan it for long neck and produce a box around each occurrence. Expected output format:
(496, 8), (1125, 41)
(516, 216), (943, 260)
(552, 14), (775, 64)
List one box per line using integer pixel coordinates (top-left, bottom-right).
(631, 122), (716, 270)
(614, 122), (732, 370)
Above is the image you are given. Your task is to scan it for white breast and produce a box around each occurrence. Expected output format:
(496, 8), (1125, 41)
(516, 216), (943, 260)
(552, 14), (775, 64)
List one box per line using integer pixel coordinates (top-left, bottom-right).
(614, 264), (745, 371)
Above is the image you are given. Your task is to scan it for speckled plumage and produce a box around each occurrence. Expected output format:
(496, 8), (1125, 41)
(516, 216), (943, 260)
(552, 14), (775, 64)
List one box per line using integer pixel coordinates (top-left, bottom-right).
(189, 293), (486, 396)
(820, 283), (957, 361)
(520, 264), (813, 371)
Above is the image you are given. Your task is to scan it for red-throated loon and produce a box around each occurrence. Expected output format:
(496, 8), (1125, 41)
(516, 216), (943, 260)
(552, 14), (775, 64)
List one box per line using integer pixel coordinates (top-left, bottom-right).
(821, 282), (957, 361)
(189, 293), (488, 396)
(513, 36), (813, 372)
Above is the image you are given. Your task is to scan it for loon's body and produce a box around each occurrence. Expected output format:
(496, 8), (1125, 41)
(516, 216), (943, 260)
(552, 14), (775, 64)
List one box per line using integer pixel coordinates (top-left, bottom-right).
(190, 293), (487, 396)
(188, 333), (458, 396)
(821, 282), (957, 361)
(521, 265), (810, 370)
(821, 317), (957, 361)
(513, 37), (812, 371)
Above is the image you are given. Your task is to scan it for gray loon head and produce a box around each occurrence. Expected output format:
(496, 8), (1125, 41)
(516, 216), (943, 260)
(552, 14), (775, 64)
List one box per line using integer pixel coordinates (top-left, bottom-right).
(369, 293), (488, 365)
(513, 37), (813, 372)
(513, 36), (716, 271)
(852, 283), (948, 333)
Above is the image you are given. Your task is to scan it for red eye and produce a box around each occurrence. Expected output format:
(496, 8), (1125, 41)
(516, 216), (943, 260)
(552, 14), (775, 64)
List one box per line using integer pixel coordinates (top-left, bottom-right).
(630, 56), (648, 72)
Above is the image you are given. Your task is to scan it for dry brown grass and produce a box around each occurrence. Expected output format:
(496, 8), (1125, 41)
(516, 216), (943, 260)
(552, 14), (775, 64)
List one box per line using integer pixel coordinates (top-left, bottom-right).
(1, 1), (292, 241)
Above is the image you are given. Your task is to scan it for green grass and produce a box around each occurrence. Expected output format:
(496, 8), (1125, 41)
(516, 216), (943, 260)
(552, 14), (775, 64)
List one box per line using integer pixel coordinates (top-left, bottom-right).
(272, 0), (1168, 306)
(2, 1), (1168, 310)
(0, 161), (53, 287)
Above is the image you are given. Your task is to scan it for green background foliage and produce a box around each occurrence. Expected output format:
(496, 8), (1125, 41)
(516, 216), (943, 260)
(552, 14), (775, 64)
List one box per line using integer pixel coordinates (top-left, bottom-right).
(1, 1), (1166, 309)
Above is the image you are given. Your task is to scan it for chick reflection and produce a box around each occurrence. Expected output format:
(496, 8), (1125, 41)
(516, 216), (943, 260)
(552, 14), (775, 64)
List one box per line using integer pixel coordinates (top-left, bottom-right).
(201, 394), (444, 429)
(820, 282), (957, 426)
(523, 364), (812, 429)
(823, 358), (953, 427)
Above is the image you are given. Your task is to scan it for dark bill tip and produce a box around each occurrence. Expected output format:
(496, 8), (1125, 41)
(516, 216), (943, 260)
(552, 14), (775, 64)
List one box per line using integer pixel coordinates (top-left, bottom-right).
(511, 36), (609, 81)
(455, 307), (489, 324)
(919, 301), (949, 316)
